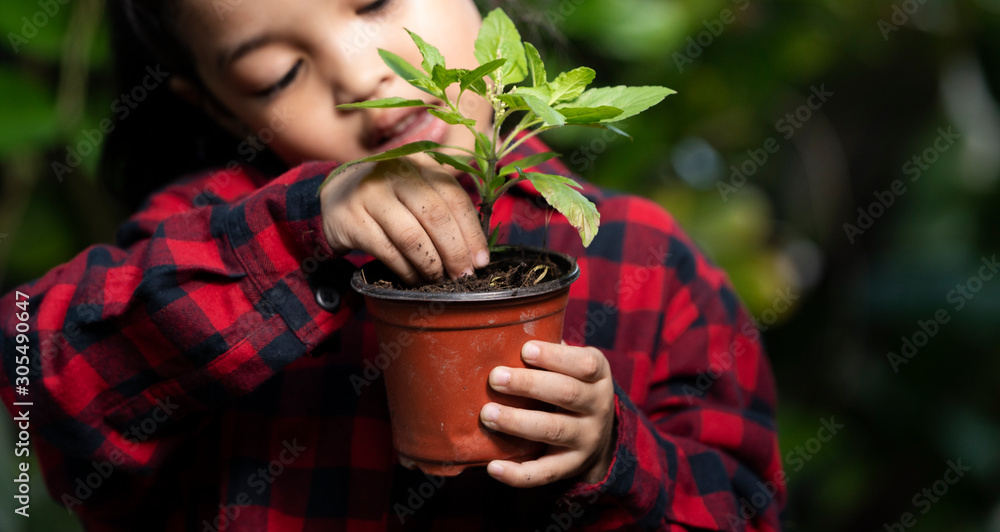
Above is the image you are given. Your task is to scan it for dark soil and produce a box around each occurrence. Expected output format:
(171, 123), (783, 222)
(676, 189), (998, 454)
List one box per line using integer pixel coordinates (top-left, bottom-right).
(371, 248), (566, 293)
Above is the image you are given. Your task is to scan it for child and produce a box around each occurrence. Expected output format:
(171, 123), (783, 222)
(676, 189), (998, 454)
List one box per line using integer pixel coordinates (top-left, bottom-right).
(1, 0), (785, 529)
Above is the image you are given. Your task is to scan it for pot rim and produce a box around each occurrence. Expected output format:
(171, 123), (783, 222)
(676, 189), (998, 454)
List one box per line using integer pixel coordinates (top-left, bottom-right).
(351, 245), (580, 302)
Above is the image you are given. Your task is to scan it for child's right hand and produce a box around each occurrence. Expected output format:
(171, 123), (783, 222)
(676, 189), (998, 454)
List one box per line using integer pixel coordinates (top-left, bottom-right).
(319, 156), (490, 285)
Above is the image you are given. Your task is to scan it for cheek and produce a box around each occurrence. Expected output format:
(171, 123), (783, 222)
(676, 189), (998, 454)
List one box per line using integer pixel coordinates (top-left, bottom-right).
(243, 89), (366, 165)
(267, 114), (363, 165)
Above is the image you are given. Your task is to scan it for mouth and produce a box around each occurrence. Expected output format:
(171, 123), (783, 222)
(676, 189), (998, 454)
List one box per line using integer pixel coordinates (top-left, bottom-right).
(370, 108), (450, 153)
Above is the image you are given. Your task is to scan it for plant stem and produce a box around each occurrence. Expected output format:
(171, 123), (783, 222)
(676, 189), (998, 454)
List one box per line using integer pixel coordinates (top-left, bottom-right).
(436, 144), (480, 157)
(498, 113), (538, 155)
(479, 74), (506, 239)
(500, 125), (551, 160)
(479, 199), (493, 239)
(493, 175), (526, 200)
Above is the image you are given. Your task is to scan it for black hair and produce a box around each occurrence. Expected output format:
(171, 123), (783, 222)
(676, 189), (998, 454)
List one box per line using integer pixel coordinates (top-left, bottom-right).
(99, 0), (286, 211)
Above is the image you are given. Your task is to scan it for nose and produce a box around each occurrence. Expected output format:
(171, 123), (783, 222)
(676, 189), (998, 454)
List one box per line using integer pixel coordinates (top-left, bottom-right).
(326, 21), (396, 106)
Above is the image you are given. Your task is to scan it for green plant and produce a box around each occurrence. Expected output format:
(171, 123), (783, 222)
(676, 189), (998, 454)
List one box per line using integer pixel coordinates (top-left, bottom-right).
(321, 8), (673, 249)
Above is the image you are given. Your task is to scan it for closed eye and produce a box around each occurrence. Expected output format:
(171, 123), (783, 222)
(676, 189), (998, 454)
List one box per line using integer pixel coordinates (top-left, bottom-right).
(358, 0), (391, 15)
(255, 59), (304, 100)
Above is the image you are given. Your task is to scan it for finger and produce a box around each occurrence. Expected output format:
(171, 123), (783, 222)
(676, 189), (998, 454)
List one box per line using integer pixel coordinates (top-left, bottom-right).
(366, 200), (445, 282)
(354, 220), (423, 286)
(521, 342), (609, 383)
(480, 402), (581, 447)
(489, 366), (595, 414)
(423, 171), (490, 269)
(393, 174), (476, 279)
(486, 450), (582, 488)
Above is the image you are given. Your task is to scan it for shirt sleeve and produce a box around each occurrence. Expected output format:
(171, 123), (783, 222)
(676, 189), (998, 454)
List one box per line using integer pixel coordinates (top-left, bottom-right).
(0, 162), (357, 476)
(560, 196), (785, 532)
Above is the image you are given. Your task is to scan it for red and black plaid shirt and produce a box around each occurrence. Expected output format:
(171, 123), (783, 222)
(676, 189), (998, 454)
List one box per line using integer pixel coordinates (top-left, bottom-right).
(2, 135), (784, 531)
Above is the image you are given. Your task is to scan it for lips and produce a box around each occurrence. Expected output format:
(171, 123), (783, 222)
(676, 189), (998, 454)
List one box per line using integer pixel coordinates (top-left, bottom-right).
(370, 107), (450, 153)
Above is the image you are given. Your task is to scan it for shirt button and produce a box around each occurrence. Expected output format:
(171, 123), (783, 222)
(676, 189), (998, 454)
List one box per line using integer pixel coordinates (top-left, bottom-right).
(314, 286), (341, 312)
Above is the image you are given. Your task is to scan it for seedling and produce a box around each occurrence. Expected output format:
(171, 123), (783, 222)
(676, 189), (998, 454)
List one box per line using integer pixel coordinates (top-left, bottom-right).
(322, 8), (674, 249)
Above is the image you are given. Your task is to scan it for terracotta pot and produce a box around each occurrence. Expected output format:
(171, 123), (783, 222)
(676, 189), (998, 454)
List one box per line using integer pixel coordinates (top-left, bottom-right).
(351, 246), (580, 476)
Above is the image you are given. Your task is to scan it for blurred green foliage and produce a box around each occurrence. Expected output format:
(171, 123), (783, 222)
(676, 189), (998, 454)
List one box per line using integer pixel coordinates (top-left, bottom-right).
(2, 0), (999, 530)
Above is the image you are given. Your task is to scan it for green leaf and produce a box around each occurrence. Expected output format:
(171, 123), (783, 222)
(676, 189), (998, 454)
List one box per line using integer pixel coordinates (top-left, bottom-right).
(378, 48), (426, 82)
(352, 140), (442, 162)
(515, 86), (552, 102)
(378, 49), (441, 97)
(497, 93), (527, 111)
(566, 86), (675, 122)
(525, 42), (547, 87)
(521, 171), (582, 189)
(428, 151), (480, 176)
(474, 8), (527, 84)
(521, 172), (600, 247)
(487, 222), (503, 249)
(559, 106), (624, 124)
(428, 108), (475, 127)
(474, 131), (493, 156)
(549, 67), (595, 104)
(405, 29), (446, 73)
(321, 141), (442, 188)
(521, 94), (565, 127)
(431, 65), (462, 91)
(488, 175), (507, 190)
(467, 78), (488, 96)
(337, 97), (430, 110)
(498, 151), (560, 177)
(414, 78), (446, 97)
(460, 58), (507, 93)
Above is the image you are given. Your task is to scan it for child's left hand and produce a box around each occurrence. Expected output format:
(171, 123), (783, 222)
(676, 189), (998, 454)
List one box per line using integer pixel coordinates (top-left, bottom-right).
(480, 341), (616, 487)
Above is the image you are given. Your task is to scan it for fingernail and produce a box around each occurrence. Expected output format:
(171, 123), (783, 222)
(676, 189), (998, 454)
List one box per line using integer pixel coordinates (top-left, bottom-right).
(491, 367), (511, 387)
(475, 250), (490, 269)
(487, 462), (504, 476)
(522, 342), (540, 362)
(482, 404), (500, 424)
(460, 268), (474, 278)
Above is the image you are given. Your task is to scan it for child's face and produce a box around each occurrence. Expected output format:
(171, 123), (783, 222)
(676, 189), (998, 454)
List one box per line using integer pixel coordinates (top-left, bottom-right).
(174, 0), (491, 167)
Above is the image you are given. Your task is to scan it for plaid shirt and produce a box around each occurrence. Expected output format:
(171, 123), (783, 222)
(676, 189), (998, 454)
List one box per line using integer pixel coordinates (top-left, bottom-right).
(2, 135), (784, 531)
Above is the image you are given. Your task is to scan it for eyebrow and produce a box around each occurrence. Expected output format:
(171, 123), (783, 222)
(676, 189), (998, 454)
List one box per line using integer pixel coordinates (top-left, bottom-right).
(217, 34), (278, 72)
